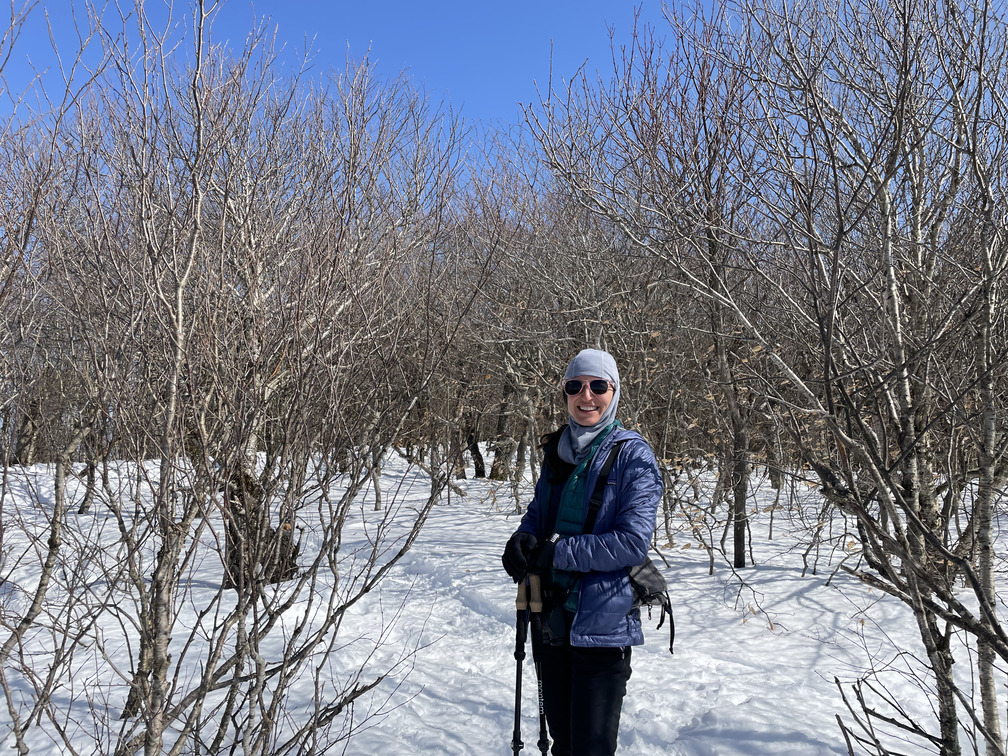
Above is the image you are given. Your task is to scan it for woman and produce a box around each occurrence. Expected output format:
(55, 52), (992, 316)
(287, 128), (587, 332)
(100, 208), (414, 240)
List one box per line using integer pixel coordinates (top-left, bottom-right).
(501, 348), (663, 756)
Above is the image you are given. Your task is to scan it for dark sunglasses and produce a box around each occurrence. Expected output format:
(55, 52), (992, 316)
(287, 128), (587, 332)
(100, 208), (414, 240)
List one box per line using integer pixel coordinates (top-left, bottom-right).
(563, 379), (612, 396)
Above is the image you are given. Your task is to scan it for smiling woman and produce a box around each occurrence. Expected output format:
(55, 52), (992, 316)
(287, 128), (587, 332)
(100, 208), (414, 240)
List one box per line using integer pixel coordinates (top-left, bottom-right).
(501, 348), (663, 756)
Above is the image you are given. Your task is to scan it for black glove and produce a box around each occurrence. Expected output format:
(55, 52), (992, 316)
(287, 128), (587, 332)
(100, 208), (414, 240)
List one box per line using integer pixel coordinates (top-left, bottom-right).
(502, 532), (538, 582)
(528, 538), (556, 575)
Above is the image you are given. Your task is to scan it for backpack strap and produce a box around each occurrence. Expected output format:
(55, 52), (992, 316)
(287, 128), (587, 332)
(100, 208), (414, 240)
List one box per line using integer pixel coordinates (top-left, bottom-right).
(656, 591), (675, 655)
(629, 556), (675, 654)
(583, 439), (627, 535)
(642, 594), (676, 654)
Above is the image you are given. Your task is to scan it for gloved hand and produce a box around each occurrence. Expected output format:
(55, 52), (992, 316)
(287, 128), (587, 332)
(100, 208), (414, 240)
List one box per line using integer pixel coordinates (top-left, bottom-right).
(528, 538), (556, 575)
(502, 531), (538, 582)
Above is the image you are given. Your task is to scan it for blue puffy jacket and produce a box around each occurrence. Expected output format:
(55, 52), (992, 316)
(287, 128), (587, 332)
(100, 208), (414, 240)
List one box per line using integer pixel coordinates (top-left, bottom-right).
(516, 426), (663, 647)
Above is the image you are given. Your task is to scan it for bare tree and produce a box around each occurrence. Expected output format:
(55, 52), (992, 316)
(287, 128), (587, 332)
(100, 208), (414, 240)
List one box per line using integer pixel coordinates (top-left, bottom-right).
(0, 1), (491, 753)
(530, 0), (1008, 753)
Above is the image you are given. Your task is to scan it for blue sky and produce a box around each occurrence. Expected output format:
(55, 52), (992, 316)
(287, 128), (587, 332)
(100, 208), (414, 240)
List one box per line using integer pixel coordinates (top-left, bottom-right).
(4, 0), (668, 125)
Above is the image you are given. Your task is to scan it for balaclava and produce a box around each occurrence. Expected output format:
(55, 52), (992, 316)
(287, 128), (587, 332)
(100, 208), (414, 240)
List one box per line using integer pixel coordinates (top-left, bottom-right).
(557, 348), (621, 464)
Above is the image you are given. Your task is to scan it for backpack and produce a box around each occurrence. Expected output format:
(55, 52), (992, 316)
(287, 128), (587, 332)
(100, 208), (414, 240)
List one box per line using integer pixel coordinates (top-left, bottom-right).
(585, 440), (675, 655)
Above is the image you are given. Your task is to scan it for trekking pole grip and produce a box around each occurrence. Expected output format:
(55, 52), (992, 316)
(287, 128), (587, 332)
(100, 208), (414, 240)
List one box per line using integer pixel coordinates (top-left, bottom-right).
(528, 573), (543, 614)
(516, 577), (529, 612)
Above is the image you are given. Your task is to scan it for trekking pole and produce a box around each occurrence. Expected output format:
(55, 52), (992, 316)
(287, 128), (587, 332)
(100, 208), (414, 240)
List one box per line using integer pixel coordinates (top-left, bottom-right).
(511, 577), (530, 755)
(527, 573), (550, 756)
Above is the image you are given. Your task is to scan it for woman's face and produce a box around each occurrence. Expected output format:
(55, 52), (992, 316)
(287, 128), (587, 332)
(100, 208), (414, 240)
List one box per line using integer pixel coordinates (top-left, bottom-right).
(564, 374), (613, 426)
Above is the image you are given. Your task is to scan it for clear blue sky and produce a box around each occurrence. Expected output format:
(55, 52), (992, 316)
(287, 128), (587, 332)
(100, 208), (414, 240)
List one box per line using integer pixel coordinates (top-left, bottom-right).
(4, 0), (669, 125)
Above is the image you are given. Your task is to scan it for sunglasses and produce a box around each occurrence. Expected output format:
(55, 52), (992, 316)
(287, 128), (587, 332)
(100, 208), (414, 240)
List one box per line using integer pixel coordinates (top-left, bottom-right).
(562, 379), (612, 396)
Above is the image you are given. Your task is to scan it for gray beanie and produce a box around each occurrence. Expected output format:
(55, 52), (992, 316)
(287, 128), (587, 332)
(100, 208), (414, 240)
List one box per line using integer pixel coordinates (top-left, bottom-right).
(563, 348), (620, 386)
(557, 348), (621, 464)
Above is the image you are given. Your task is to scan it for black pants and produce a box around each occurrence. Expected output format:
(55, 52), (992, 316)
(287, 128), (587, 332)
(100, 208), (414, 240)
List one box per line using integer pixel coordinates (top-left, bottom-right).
(535, 641), (633, 756)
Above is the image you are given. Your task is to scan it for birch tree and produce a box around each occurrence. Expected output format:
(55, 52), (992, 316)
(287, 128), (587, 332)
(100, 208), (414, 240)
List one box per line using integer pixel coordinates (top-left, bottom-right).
(0, 1), (487, 752)
(530, 0), (1008, 752)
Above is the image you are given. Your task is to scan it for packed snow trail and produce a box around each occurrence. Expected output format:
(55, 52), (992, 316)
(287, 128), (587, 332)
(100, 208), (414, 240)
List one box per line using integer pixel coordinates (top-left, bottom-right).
(341, 473), (918, 756)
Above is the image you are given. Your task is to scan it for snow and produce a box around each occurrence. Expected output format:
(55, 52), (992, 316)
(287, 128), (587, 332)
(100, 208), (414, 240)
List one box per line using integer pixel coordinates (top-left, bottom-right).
(0, 455), (937, 755)
(312, 461), (930, 755)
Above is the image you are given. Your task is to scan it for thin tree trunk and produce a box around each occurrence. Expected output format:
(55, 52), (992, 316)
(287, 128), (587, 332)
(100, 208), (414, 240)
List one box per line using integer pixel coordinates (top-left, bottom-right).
(912, 588), (962, 756)
(976, 269), (1001, 755)
(468, 431), (486, 478)
(371, 447), (384, 511)
(731, 424), (749, 569)
(489, 384), (515, 481)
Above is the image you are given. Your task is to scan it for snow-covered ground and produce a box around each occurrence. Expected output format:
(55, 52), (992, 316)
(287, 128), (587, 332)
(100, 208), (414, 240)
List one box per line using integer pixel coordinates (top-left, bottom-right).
(0, 455), (937, 755)
(330, 461), (928, 755)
